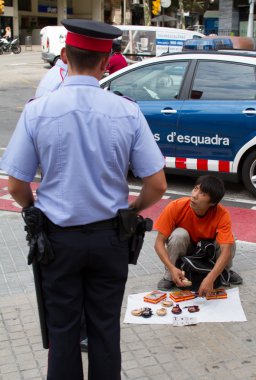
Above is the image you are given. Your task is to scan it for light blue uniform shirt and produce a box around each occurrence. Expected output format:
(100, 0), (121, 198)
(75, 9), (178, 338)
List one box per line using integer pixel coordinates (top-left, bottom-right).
(35, 59), (68, 97)
(1, 76), (165, 226)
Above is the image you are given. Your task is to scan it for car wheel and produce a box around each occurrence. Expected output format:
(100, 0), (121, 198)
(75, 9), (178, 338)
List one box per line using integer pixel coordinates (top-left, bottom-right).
(242, 150), (256, 196)
(52, 55), (60, 66)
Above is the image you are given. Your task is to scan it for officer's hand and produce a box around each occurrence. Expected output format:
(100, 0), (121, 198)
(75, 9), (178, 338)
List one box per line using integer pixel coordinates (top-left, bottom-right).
(198, 276), (214, 297)
(170, 267), (186, 287)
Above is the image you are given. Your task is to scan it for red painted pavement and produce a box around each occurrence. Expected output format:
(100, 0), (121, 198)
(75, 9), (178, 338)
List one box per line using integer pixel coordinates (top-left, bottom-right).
(0, 179), (255, 243)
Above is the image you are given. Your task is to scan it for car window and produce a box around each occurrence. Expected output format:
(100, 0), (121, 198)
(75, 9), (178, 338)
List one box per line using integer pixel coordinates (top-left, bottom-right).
(190, 61), (256, 100)
(108, 61), (189, 101)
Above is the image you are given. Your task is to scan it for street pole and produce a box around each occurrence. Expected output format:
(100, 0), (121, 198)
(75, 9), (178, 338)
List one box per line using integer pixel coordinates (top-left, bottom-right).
(124, 0), (126, 24)
(247, 0), (255, 37)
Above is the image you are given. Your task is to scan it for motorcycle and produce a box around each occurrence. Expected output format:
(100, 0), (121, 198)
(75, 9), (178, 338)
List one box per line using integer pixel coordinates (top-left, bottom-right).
(0, 37), (21, 54)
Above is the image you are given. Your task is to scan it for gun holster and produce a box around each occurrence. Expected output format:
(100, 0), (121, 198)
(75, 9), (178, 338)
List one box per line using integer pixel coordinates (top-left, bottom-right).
(117, 209), (138, 241)
(22, 206), (55, 265)
(117, 209), (153, 265)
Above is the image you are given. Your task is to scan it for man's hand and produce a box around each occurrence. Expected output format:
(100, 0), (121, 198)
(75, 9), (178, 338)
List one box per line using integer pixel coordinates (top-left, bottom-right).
(170, 267), (186, 287)
(198, 275), (214, 297)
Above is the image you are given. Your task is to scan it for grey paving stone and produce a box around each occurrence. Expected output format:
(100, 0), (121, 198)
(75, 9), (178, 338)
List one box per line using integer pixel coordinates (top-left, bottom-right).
(0, 211), (256, 379)
(0, 372), (21, 380)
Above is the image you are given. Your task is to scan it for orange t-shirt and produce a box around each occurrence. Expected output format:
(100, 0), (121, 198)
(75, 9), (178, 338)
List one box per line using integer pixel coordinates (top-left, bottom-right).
(154, 197), (234, 245)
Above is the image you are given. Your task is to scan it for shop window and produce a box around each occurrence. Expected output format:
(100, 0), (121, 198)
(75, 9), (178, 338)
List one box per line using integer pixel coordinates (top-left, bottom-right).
(18, 0), (31, 11)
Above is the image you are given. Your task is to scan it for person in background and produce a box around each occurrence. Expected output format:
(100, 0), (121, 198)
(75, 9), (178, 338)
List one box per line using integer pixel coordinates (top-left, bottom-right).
(1, 19), (167, 380)
(106, 39), (128, 75)
(3, 26), (11, 41)
(154, 175), (243, 298)
(35, 53), (67, 97)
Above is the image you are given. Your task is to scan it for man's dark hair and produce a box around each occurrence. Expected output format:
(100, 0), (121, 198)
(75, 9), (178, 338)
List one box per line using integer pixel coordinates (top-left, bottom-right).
(112, 40), (122, 52)
(66, 45), (109, 71)
(195, 175), (225, 205)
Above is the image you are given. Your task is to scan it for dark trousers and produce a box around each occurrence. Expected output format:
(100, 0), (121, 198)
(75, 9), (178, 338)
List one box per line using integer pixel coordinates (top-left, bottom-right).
(40, 228), (129, 380)
(80, 312), (87, 341)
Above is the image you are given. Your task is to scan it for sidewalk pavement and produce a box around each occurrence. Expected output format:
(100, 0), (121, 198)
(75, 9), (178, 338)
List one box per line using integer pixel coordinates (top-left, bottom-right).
(21, 45), (42, 53)
(0, 210), (256, 380)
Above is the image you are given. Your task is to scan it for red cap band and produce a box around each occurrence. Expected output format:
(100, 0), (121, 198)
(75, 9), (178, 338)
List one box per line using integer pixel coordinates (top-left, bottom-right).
(66, 31), (112, 52)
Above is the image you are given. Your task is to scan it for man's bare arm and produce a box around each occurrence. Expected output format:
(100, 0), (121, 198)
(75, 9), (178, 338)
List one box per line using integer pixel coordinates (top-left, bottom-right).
(129, 169), (167, 212)
(8, 176), (34, 208)
(209, 244), (232, 280)
(198, 243), (232, 297)
(154, 232), (185, 287)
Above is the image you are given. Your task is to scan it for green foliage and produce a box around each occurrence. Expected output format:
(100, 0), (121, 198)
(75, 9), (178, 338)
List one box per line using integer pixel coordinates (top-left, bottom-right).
(170, 0), (213, 13)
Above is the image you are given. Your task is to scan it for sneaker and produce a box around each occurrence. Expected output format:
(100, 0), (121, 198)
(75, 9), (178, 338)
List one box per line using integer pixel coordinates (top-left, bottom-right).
(229, 270), (243, 285)
(157, 278), (174, 291)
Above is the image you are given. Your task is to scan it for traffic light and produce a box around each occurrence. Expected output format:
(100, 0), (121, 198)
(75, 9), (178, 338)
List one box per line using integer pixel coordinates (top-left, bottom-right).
(152, 0), (161, 16)
(0, 0), (5, 14)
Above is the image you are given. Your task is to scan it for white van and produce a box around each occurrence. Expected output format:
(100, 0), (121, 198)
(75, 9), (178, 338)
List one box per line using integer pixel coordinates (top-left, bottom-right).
(40, 25), (67, 66)
(40, 24), (204, 66)
(117, 25), (204, 62)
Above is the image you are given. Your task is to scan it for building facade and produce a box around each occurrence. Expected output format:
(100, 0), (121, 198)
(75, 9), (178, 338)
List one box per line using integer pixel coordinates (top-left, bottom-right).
(1, 0), (104, 43)
(0, 0), (255, 44)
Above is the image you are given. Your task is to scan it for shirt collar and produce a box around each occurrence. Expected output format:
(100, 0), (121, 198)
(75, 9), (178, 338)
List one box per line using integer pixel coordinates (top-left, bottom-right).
(63, 75), (100, 88)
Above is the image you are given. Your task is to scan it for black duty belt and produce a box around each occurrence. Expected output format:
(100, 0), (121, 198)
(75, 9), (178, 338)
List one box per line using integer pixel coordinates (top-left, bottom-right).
(45, 216), (119, 233)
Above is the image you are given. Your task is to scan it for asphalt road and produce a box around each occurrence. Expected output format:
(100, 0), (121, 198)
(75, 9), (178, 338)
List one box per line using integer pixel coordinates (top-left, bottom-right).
(0, 48), (256, 207)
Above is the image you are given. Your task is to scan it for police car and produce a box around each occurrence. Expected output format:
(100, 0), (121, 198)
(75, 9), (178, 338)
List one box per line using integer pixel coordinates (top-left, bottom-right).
(100, 51), (256, 196)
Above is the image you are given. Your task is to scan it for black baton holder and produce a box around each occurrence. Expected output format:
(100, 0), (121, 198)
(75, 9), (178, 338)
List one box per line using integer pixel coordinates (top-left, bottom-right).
(32, 260), (49, 349)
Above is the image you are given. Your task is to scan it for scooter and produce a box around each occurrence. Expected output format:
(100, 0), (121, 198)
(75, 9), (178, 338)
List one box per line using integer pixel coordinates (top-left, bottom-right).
(0, 37), (21, 54)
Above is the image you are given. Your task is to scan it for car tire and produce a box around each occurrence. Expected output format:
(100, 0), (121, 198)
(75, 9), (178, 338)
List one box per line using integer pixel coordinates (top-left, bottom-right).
(52, 55), (60, 66)
(242, 150), (256, 196)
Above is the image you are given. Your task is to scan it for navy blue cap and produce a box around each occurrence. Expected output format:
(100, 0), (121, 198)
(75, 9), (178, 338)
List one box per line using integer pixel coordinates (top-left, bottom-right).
(61, 19), (122, 52)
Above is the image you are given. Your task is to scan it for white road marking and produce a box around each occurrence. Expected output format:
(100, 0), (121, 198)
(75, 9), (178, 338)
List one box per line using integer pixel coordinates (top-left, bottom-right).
(0, 173), (255, 206)
(128, 185), (256, 205)
(236, 240), (256, 246)
(9, 62), (44, 66)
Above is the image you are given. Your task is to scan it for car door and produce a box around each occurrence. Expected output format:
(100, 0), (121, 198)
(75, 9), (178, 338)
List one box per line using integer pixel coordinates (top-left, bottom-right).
(103, 60), (190, 159)
(176, 59), (256, 172)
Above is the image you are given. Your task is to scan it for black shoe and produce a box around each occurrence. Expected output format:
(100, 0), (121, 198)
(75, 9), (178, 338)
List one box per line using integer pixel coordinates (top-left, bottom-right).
(80, 337), (88, 353)
(229, 270), (243, 285)
(157, 278), (174, 291)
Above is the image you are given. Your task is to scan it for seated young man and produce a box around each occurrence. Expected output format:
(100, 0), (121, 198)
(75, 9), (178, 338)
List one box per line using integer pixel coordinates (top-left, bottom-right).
(154, 175), (242, 298)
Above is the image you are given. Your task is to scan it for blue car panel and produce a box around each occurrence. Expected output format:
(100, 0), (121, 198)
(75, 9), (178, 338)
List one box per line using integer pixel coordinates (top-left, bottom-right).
(137, 99), (184, 158)
(100, 52), (256, 196)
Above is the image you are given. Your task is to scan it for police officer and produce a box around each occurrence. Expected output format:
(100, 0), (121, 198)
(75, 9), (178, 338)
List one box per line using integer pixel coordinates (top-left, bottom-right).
(35, 49), (88, 353)
(35, 54), (67, 97)
(1, 19), (167, 380)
